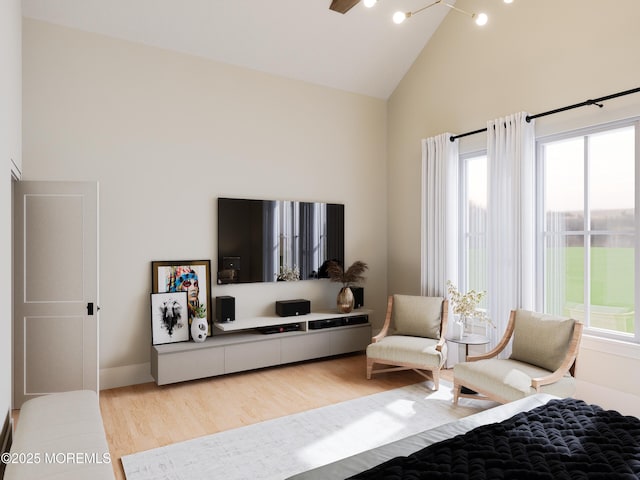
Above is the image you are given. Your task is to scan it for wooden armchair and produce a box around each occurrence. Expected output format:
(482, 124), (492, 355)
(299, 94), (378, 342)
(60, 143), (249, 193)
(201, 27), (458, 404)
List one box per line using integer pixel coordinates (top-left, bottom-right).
(366, 295), (448, 390)
(453, 309), (583, 405)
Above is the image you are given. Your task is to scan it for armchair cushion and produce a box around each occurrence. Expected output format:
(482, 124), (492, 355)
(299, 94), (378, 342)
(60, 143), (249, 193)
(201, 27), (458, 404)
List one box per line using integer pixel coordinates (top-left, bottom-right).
(454, 358), (576, 403)
(366, 335), (446, 369)
(510, 310), (576, 372)
(392, 295), (443, 339)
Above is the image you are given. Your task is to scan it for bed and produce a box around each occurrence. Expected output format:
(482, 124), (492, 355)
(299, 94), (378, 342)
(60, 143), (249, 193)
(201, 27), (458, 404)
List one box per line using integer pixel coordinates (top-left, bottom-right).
(286, 394), (640, 479)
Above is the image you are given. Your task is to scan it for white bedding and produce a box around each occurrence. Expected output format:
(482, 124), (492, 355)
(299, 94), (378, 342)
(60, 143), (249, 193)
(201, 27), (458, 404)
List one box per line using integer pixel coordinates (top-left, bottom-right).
(286, 393), (557, 480)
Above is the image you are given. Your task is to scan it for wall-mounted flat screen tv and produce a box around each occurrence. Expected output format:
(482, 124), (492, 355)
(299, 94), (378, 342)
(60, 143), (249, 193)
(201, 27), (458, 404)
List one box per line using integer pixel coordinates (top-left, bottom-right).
(217, 197), (344, 284)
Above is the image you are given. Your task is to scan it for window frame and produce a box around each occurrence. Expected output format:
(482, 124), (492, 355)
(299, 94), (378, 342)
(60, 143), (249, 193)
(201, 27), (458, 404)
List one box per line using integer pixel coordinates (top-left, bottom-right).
(535, 118), (640, 343)
(458, 150), (488, 295)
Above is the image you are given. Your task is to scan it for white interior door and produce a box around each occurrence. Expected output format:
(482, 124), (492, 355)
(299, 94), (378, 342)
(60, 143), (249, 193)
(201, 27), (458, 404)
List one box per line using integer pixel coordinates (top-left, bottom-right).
(13, 181), (99, 408)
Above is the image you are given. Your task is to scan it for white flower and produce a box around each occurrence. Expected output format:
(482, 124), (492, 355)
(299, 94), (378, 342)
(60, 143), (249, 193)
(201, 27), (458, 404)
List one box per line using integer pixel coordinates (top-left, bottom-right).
(277, 265), (300, 281)
(446, 280), (494, 327)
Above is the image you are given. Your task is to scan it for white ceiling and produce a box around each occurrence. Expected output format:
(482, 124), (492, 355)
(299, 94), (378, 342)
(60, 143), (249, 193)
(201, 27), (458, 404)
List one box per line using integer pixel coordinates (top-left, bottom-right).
(21, 0), (452, 99)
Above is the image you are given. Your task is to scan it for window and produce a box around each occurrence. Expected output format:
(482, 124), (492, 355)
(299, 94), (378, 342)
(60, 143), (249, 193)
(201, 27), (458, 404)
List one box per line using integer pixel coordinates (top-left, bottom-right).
(538, 121), (638, 340)
(457, 119), (638, 343)
(460, 153), (488, 297)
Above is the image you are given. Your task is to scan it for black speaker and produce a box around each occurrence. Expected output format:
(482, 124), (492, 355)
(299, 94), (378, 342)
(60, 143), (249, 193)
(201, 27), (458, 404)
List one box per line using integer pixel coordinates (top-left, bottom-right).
(216, 296), (235, 322)
(351, 287), (364, 309)
(276, 299), (311, 317)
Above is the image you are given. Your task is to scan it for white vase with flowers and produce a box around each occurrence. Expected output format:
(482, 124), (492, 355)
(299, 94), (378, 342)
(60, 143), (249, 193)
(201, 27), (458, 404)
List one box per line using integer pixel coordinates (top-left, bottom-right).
(446, 280), (493, 339)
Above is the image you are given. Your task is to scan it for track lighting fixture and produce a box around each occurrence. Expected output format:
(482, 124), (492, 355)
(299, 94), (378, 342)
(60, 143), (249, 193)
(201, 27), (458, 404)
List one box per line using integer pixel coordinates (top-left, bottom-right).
(360, 0), (514, 26)
(392, 0), (488, 26)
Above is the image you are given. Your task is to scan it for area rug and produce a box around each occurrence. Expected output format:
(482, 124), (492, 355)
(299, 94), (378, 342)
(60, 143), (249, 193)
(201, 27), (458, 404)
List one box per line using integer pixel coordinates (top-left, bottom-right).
(121, 381), (491, 480)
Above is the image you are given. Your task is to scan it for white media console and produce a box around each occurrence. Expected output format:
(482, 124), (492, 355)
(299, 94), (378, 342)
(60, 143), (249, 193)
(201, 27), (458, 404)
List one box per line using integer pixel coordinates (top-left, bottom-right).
(150, 309), (372, 385)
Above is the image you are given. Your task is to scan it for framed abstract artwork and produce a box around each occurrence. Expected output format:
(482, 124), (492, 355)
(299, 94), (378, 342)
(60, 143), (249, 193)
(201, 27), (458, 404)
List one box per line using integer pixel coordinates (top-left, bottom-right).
(150, 291), (189, 345)
(151, 260), (212, 337)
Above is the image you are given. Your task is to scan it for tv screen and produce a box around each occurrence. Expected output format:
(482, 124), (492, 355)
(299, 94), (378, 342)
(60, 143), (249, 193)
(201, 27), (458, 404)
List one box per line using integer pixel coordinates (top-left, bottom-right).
(217, 197), (344, 284)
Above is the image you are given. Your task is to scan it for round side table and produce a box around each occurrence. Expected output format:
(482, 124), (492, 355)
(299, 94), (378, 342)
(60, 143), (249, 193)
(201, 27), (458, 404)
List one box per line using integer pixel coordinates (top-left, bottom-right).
(445, 333), (489, 361)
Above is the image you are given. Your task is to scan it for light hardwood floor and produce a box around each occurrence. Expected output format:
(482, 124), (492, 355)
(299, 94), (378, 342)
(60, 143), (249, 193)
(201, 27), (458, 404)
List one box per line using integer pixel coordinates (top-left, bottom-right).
(99, 353), (453, 480)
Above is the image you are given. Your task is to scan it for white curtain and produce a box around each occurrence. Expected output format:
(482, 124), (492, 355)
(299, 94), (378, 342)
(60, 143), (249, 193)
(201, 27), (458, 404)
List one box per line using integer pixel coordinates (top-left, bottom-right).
(486, 112), (536, 355)
(421, 133), (459, 298)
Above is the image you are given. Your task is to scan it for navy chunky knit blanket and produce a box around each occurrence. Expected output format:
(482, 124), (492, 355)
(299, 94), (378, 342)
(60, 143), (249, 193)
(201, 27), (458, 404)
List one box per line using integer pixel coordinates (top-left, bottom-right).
(349, 398), (640, 479)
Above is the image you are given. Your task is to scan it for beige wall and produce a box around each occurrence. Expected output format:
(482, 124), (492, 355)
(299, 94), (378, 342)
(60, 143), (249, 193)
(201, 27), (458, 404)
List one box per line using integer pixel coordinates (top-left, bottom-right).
(20, 1), (640, 411)
(22, 19), (388, 388)
(388, 0), (640, 410)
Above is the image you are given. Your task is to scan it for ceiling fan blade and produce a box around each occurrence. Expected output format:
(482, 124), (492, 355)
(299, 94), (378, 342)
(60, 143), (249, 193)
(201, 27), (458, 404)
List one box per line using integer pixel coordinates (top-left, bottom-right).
(329, 0), (361, 14)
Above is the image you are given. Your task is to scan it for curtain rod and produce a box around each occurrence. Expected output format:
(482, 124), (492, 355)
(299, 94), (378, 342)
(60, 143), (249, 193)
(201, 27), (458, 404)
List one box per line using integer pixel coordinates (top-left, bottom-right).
(449, 86), (640, 142)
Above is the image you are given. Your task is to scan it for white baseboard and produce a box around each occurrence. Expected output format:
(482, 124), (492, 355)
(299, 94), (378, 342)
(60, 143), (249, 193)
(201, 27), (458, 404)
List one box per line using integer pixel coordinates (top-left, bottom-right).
(100, 362), (153, 390)
(575, 379), (640, 418)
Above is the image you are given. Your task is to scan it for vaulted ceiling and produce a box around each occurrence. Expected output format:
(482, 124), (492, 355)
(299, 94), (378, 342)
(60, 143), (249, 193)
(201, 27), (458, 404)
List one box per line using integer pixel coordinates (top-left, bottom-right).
(21, 0), (451, 99)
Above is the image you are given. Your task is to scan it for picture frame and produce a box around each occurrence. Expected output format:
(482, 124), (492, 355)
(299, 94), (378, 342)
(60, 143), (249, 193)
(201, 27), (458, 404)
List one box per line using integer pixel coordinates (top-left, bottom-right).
(150, 291), (189, 345)
(151, 260), (212, 337)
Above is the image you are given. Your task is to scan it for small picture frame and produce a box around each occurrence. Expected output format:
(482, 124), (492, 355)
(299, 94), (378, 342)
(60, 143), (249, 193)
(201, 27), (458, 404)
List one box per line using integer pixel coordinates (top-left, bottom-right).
(150, 291), (189, 345)
(151, 260), (212, 337)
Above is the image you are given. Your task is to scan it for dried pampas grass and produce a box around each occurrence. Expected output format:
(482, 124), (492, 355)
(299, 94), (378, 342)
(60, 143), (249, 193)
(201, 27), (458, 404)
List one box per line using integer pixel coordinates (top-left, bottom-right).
(326, 260), (368, 287)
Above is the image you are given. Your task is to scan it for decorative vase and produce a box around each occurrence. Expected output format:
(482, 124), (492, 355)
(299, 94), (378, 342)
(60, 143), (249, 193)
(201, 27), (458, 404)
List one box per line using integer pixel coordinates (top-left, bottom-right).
(456, 315), (467, 340)
(337, 286), (354, 313)
(191, 317), (208, 342)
